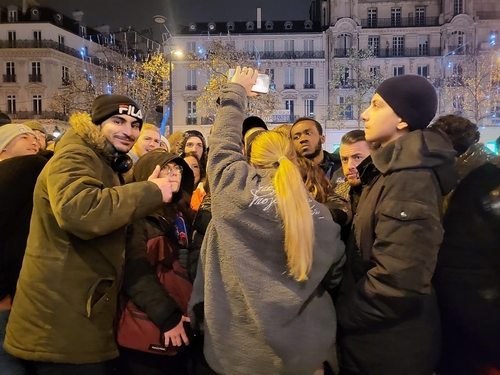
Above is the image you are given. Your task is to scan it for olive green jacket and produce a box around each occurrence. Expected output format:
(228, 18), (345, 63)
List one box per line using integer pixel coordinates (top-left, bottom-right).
(4, 113), (163, 364)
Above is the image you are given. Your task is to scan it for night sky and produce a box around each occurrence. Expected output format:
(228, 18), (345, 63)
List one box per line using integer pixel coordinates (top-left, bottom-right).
(1, 0), (311, 33)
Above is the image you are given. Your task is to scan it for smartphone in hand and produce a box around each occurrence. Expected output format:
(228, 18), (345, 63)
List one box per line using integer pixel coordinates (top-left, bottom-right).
(228, 68), (270, 94)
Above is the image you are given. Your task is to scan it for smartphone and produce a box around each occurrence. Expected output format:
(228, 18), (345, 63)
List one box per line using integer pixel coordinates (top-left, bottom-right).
(228, 68), (270, 94)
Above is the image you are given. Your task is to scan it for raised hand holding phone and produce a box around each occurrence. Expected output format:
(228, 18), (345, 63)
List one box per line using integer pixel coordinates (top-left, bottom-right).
(230, 66), (259, 97)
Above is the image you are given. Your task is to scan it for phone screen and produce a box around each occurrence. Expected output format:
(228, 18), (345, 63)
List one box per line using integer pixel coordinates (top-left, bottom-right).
(227, 69), (270, 94)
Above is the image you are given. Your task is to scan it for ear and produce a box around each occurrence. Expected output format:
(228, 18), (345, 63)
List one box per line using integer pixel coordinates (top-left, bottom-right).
(320, 134), (326, 144)
(397, 119), (409, 131)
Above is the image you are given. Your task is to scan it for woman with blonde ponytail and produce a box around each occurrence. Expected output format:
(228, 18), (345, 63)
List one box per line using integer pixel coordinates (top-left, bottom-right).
(188, 67), (345, 375)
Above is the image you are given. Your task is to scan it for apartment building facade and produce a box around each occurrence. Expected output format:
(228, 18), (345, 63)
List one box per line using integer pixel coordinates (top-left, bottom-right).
(317, 0), (500, 136)
(168, 17), (328, 134)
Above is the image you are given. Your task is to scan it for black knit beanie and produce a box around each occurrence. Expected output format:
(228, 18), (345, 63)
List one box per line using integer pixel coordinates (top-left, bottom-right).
(91, 94), (143, 128)
(376, 75), (437, 131)
(242, 116), (268, 137)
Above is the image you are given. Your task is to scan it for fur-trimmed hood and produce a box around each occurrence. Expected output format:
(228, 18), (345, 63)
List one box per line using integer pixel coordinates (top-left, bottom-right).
(58, 112), (120, 163)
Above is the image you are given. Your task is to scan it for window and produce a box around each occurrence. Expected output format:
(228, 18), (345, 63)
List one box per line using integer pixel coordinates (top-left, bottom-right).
(340, 67), (351, 87)
(368, 36), (380, 56)
(418, 35), (429, 56)
(338, 34), (352, 49)
(186, 41), (196, 53)
(224, 40), (235, 48)
(187, 101), (197, 124)
(415, 7), (425, 26)
(284, 40), (294, 53)
(394, 66), (405, 76)
(453, 94), (464, 111)
(304, 39), (314, 52)
(187, 69), (197, 90)
(32, 61), (41, 75)
(368, 8), (377, 27)
(58, 35), (65, 46)
(454, 0), (463, 15)
(391, 8), (401, 27)
(305, 99), (314, 118)
(370, 66), (380, 77)
(304, 67), (314, 88)
(62, 65), (69, 84)
(417, 65), (429, 77)
(284, 68), (295, 89)
(393, 36), (404, 56)
(339, 96), (353, 120)
(452, 31), (465, 49)
(6, 62), (15, 76)
(79, 25), (86, 37)
(244, 40), (255, 53)
(7, 95), (16, 114)
(32, 95), (42, 114)
(8, 31), (16, 47)
(285, 100), (295, 117)
(8, 9), (17, 22)
(265, 68), (275, 81)
(264, 40), (274, 53)
(33, 30), (41, 41)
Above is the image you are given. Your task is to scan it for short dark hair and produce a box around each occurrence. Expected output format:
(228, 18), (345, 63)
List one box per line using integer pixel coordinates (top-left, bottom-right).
(341, 130), (366, 145)
(430, 115), (480, 156)
(292, 117), (323, 136)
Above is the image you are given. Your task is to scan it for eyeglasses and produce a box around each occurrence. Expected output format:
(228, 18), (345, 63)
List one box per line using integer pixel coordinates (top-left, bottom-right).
(162, 164), (183, 175)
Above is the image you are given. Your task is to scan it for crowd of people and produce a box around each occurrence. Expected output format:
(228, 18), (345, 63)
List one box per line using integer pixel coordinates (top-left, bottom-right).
(0, 66), (499, 375)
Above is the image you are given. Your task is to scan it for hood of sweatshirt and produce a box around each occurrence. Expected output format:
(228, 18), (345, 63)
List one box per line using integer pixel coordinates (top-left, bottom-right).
(133, 149), (194, 203)
(371, 128), (458, 195)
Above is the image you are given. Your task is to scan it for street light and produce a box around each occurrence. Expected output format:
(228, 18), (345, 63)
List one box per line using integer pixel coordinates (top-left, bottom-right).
(153, 15), (180, 136)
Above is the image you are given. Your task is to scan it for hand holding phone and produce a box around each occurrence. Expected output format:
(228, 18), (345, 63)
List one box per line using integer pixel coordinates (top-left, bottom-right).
(228, 68), (270, 94)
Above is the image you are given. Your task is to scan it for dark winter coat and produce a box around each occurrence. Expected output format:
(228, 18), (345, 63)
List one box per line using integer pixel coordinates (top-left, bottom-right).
(319, 149), (341, 183)
(122, 150), (194, 334)
(337, 128), (457, 375)
(189, 83), (345, 375)
(0, 152), (51, 301)
(433, 144), (500, 374)
(4, 113), (164, 364)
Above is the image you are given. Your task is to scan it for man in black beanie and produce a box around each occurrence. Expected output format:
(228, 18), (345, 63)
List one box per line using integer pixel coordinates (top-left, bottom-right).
(4, 94), (176, 374)
(336, 75), (458, 375)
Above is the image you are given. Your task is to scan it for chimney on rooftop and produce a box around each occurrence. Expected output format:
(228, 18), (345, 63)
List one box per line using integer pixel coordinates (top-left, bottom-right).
(257, 8), (262, 30)
(73, 10), (84, 22)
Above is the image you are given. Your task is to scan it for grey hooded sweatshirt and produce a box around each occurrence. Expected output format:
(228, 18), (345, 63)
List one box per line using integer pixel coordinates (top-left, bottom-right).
(190, 83), (345, 375)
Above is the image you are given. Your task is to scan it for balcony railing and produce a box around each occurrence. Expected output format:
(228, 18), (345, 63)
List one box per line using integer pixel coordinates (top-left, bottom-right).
(3, 74), (16, 83)
(476, 11), (500, 20)
(256, 51), (325, 59)
(201, 116), (214, 125)
(283, 84), (296, 89)
(185, 85), (197, 91)
(303, 83), (316, 89)
(378, 47), (441, 57)
(360, 16), (439, 28)
(447, 45), (471, 55)
(29, 74), (42, 82)
(8, 111), (68, 120)
(186, 117), (197, 125)
(0, 39), (104, 67)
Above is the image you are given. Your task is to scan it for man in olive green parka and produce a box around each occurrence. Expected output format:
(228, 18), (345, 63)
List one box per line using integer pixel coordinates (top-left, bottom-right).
(4, 95), (174, 375)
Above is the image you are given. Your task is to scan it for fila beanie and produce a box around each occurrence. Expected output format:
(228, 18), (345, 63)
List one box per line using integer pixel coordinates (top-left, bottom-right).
(91, 94), (143, 128)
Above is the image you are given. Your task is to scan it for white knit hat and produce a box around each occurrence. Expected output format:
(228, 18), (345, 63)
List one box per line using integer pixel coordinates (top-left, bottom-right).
(160, 135), (170, 151)
(0, 124), (36, 152)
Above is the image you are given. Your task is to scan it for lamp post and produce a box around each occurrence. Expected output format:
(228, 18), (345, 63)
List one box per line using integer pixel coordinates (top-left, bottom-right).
(153, 15), (179, 136)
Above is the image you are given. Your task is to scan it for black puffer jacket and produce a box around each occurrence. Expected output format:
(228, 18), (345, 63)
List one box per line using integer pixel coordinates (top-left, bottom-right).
(434, 144), (500, 374)
(337, 128), (457, 375)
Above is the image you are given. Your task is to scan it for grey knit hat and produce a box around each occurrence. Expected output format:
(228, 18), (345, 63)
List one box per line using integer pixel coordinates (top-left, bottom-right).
(0, 124), (36, 152)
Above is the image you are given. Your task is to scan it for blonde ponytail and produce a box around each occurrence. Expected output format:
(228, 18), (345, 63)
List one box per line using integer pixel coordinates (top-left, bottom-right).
(250, 132), (314, 281)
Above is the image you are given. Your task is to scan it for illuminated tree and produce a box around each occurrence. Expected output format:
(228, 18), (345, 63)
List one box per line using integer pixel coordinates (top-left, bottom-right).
(328, 48), (385, 129)
(440, 51), (500, 125)
(188, 39), (281, 123)
(51, 51), (171, 123)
